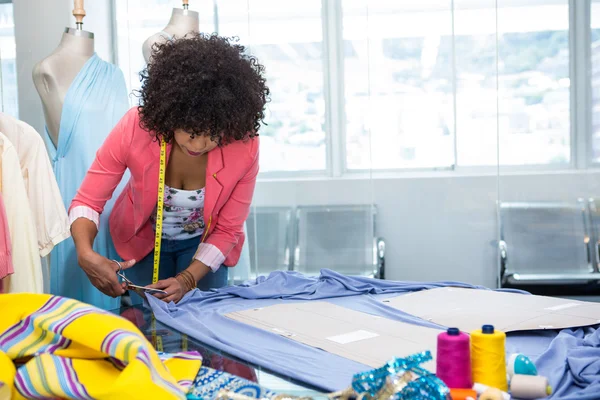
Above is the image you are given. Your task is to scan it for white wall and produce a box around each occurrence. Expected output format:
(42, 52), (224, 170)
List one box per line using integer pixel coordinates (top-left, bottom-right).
(254, 170), (600, 288)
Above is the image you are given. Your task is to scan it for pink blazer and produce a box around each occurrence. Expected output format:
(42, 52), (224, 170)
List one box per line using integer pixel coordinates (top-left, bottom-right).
(70, 108), (259, 267)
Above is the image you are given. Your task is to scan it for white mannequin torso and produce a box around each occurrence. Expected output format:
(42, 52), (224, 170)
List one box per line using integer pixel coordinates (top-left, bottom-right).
(142, 8), (199, 62)
(32, 28), (94, 147)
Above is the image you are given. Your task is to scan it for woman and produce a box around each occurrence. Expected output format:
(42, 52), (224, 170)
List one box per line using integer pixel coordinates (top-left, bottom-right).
(69, 34), (269, 303)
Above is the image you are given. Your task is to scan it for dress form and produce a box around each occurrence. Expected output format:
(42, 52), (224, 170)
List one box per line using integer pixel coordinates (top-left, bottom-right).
(32, 0), (93, 147)
(142, 1), (199, 62)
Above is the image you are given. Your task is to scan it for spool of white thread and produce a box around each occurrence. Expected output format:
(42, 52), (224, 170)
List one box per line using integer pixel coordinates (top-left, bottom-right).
(509, 375), (552, 399)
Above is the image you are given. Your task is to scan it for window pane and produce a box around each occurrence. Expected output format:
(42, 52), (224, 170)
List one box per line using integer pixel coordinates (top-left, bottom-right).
(343, 0), (455, 170)
(221, 0), (326, 173)
(0, 2), (18, 118)
(458, 0), (569, 166)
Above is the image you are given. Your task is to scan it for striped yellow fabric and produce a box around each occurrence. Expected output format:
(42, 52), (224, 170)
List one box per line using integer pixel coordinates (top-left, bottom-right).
(0, 294), (202, 399)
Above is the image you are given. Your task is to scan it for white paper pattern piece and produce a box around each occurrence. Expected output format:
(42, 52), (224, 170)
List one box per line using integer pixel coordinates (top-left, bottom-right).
(326, 330), (379, 344)
(226, 302), (441, 369)
(385, 288), (600, 333)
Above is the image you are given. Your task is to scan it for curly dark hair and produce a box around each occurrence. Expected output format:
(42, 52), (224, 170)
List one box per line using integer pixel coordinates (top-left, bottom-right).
(137, 33), (269, 145)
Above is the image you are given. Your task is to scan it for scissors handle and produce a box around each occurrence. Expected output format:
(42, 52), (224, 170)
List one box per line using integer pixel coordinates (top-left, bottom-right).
(113, 260), (132, 284)
(112, 259), (123, 273)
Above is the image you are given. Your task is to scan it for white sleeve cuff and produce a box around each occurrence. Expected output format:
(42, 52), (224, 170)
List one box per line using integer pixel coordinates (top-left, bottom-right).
(39, 230), (71, 257)
(194, 243), (225, 272)
(68, 206), (100, 231)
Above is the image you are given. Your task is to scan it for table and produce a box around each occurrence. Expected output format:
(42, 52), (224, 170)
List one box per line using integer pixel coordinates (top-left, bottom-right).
(112, 304), (324, 397)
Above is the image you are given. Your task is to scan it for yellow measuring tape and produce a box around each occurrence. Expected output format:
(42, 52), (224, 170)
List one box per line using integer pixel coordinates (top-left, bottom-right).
(151, 140), (166, 352)
(152, 140), (167, 285)
(151, 140), (187, 352)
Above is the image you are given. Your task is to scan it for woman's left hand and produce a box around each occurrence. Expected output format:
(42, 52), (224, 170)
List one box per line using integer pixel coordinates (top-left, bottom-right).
(147, 277), (187, 303)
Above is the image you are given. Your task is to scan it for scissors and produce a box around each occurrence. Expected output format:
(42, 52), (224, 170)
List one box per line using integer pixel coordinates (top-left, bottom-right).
(113, 260), (167, 296)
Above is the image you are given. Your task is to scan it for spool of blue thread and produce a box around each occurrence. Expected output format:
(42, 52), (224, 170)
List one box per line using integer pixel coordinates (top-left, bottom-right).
(507, 353), (537, 378)
(482, 325), (494, 334)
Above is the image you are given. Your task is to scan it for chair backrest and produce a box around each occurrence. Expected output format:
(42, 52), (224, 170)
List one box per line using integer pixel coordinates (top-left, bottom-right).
(587, 198), (600, 272)
(499, 201), (592, 276)
(246, 206), (293, 278)
(294, 205), (377, 276)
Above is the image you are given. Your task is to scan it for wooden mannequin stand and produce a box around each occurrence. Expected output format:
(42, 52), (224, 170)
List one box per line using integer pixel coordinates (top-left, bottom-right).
(73, 0), (86, 30)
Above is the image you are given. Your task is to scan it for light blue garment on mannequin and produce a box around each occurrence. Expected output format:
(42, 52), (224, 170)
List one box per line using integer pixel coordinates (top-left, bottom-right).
(44, 53), (130, 310)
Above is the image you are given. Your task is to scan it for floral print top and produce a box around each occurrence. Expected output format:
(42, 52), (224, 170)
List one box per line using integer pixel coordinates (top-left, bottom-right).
(152, 185), (206, 240)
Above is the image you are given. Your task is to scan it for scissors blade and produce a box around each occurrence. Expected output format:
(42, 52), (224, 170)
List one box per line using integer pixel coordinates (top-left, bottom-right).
(117, 271), (133, 285)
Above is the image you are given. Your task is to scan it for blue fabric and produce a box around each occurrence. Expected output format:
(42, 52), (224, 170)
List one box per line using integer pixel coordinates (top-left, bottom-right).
(514, 327), (600, 400)
(44, 54), (129, 310)
(148, 269), (528, 391)
(127, 236), (229, 305)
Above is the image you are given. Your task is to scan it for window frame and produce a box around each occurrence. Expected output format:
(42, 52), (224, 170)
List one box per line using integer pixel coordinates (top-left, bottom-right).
(578, 0), (595, 169)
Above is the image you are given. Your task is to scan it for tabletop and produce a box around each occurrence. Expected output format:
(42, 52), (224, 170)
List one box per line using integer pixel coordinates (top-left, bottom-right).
(111, 303), (325, 397)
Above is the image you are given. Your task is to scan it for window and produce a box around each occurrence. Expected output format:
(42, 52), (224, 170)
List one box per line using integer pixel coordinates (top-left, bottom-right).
(343, 1), (455, 170)
(114, 1), (586, 173)
(343, 0), (570, 170)
(459, 0), (570, 166)
(0, 1), (18, 118)
(220, 0), (327, 173)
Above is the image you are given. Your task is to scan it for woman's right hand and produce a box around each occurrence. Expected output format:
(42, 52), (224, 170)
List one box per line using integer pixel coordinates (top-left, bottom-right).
(78, 251), (136, 298)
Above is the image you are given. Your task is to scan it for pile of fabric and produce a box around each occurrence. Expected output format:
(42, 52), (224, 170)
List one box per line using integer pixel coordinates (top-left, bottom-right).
(0, 113), (71, 295)
(0, 293), (277, 400)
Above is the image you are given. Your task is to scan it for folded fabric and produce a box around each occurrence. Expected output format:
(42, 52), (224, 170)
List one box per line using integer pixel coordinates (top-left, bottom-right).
(0, 294), (202, 399)
(534, 326), (600, 400)
(186, 365), (276, 400)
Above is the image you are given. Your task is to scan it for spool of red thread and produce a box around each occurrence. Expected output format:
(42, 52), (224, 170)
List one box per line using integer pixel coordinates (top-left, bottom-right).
(436, 327), (472, 389)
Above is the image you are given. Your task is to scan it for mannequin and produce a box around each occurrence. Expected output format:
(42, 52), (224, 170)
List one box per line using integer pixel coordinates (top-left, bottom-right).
(30, 0), (130, 310)
(142, 0), (199, 62)
(32, 0), (93, 147)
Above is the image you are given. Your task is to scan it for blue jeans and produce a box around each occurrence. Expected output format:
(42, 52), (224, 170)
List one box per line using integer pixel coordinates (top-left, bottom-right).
(125, 236), (228, 305)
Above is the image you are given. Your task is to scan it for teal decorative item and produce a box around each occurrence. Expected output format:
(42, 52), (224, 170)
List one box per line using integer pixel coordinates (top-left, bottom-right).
(349, 351), (450, 400)
(507, 353), (537, 377)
